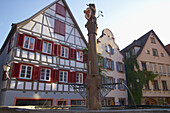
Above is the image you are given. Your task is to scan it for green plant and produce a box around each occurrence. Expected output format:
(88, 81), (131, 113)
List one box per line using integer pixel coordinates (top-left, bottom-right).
(125, 59), (157, 105)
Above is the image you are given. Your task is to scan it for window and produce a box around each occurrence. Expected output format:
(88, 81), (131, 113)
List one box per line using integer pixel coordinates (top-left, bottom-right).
(168, 66), (170, 75)
(141, 62), (147, 71)
(40, 68), (51, 81)
(153, 80), (159, 90)
(161, 53), (165, 57)
(162, 81), (168, 90)
(152, 49), (158, 56)
(20, 65), (33, 79)
(107, 45), (112, 53)
(119, 98), (126, 106)
(107, 59), (112, 69)
(146, 50), (150, 54)
(150, 63), (157, 74)
(99, 57), (104, 67)
(76, 73), (83, 84)
(61, 46), (69, 58)
(71, 100), (85, 106)
(119, 79), (125, 90)
(145, 81), (150, 90)
(151, 37), (156, 44)
(59, 71), (68, 83)
(76, 51), (83, 61)
(16, 99), (52, 106)
(117, 62), (123, 72)
(159, 64), (166, 75)
(23, 36), (35, 50)
(43, 41), (52, 54)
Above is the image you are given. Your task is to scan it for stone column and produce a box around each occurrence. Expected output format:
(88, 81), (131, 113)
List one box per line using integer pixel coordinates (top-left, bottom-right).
(84, 4), (101, 110)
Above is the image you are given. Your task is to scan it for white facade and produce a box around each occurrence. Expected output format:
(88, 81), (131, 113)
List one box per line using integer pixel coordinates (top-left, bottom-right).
(97, 28), (128, 106)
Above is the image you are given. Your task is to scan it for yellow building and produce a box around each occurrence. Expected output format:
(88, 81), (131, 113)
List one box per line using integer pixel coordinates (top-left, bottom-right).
(121, 30), (170, 105)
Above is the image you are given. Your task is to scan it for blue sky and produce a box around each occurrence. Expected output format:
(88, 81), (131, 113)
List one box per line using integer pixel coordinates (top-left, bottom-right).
(0, 0), (169, 50)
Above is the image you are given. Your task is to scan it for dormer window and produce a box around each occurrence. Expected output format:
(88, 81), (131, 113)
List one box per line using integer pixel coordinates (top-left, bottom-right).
(151, 37), (156, 44)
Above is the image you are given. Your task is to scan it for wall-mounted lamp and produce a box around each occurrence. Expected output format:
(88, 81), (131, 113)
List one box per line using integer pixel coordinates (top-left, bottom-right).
(3, 64), (10, 79)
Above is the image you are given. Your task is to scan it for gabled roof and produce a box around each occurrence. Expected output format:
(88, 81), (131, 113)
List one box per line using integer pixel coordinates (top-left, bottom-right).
(0, 0), (87, 54)
(121, 29), (170, 59)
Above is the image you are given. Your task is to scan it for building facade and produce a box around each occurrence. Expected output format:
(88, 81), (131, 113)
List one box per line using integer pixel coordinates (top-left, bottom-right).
(121, 30), (170, 105)
(97, 28), (128, 106)
(0, 0), (88, 106)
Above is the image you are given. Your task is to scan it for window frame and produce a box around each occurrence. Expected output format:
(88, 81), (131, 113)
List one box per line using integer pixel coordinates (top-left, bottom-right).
(59, 70), (68, 83)
(76, 50), (83, 62)
(76, 72), (83, 84)
(23, 36), (35, 50)
(153, 80), (159, 90)
(152, 48), (158, 56)
(118, 62), (123, 72)
(119, 79), (125, 90)
(151, 37), (156, 44)
(61, 46), (69, 58)
(19, 64), (33, 80)
(106, 59), (112, 69)
(42, 41), (52, 54)
(40, 68), (51, 81)
(162, 81), (168, 91)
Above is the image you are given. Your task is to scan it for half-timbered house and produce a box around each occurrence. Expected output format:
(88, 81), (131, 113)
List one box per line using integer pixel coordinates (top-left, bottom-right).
(0, 0), (87, 106)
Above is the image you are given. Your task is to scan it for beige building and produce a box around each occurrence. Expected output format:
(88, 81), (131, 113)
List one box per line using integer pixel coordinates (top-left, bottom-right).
(121, 30), (170, 105)
(97, 28), (128, 106)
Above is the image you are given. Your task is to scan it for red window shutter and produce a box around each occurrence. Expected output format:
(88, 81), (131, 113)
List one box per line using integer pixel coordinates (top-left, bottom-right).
(54, 44), (58, 56)
(70, 48), (76, 60)
(54, 20), (65, 36)
(59, 22), (65, 36)
(56, 3), (66, 17)
(50, 68), (53, 82)
(33, 66), (40, 81)
(51, 43), (54, 55)
(69, 72), (76, 83)
(57, 44), (61, 56)
(83, 73), (87, 84)
(11, 63), (20, 78)
(55, 70), (59, 82)
(17, 34), (24, 47)
(35, 38), (42, 52)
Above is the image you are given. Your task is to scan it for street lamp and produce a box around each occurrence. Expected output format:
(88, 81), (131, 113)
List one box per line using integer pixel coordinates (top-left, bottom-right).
(3, 64), (10, 79)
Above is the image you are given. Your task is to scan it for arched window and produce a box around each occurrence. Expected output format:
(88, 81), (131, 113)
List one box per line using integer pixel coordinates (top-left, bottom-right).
(107, 45), (112, 53)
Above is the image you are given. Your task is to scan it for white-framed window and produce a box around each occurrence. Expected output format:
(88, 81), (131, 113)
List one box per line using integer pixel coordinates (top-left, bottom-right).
(43, 41), (52, 54)
(150, 63), (157, 74)
(59, 71), (68, 83)
(20, 65), (33, 79)
(61, 46), (69, 58)
(76, 51), (83, 61)
(107, 59), (112, 69)
(159, 64), (166, 75)
(76, 73), (83, 84)
(23, 36), (35, 50)
(40, 68), (51, 81)
(118, 63), (123, 72)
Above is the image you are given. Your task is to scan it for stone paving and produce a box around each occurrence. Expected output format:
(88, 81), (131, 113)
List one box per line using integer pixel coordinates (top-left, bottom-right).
(1, 108), (170, 113)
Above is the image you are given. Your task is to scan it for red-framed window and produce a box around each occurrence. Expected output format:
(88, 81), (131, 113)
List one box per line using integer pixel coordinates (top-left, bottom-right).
(59, 70), (68, 83)
(14, 98), (54, 106)
(40, 68), (51, 82)
(54, 20), (65, 36)
(42, 41), (52, 54)
(76, 50), (84, 62)
(56, 3), (66, 17)
(76, 72), (83, 84)
(60, 45), (69, 59)
(20, 64), (33, 80)
(17, 34), (36, 52)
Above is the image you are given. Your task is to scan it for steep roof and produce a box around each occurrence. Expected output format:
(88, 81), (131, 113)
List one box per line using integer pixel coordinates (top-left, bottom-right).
(0, 0), (87, 54)
(121, 30), (170, 59)
(165, 44), (170, 54)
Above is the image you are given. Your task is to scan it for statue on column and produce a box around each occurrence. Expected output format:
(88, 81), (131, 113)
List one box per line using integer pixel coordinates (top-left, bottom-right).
(84, 4), (102, 110)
